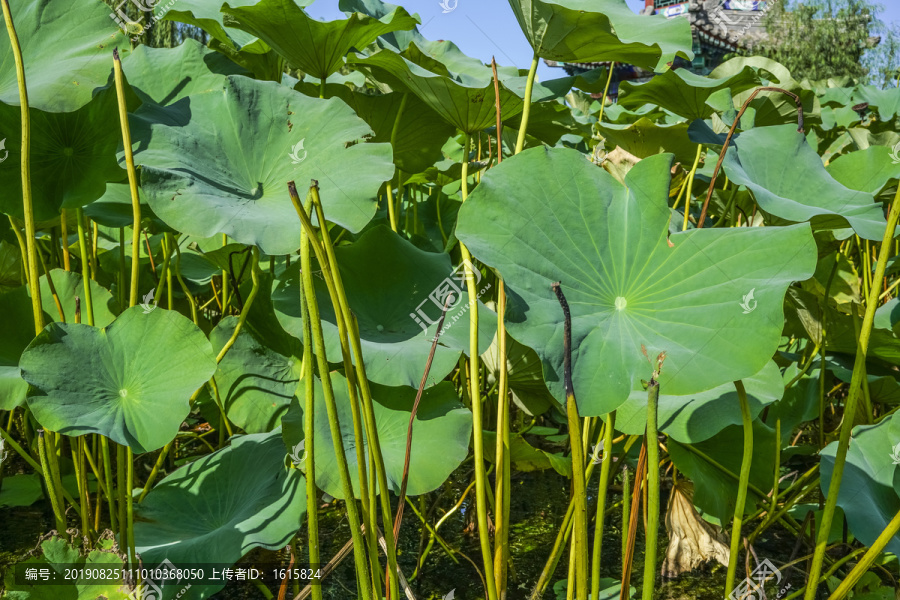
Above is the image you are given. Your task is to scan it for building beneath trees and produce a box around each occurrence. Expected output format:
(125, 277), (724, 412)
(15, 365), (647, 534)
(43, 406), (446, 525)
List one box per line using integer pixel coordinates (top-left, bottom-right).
(546, 0), (769, 99)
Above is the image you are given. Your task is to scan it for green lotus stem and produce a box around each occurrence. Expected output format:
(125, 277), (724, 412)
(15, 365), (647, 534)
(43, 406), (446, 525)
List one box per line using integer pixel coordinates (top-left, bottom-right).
(596, 63), (616, 126)
(551, 283), (588, 600)
(126, 446), (137, 568)
(117, 443), (128, 545)
(642, 361), (664, 600)
(151, 232), (174, 311)
(138, 439), (173, 503)
(826, 508), (900, 600)
(457, 132), (498, 600)
(215, 248), (261, 364)
(681, 144), (703, 231)
(118, 229), (127, 310)
(820, 254), (840, 448)
(38, 430), (66, 533)
(60, 210), (71, 271)
(1, 0), (42, 333)
(113, 49), (142, 309)
(805, 193), (900, 600)
(591, 412), (616, 600)
(493, 282), (511, 598)
(290, 184), (373, 600)
(74, 208), (95, 326)
(297, 222), (322, 600)
(76, 437), (92, 537)
(386, 93), (408, 232)
(621, 464), (630, 571)
(514, 53), (539, 154)
(172, 236), (199, 324)
(771, 418), (780, 517)
(221, 234), (230, 313)
(100, 436), (117, 532)
(292, 185), (386, 597)
(7, 216), (29, 286)
(724, 380), (753, 597)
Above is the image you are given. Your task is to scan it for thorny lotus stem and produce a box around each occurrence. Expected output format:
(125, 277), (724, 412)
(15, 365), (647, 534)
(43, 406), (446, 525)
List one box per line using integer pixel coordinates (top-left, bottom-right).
(289, 182), (373, 600)
(75, 208), (95, 326)
(386, 94), (408, 232)
(642, 352), (665, 600)
(113, 49), (143, 309)
(300, 183), (397, 599)
(804, 189), (900, 600)
(493, 282), (511, 599)
(297, 197), (323, 600)
(552, 282), (588, 600)
(392, 296), (451, 541)
(591, 412), (616, 600)
(514, 53), (539, 155)
(38, 431), (66, 533)
(1, 0), (42, 333)
(697, 86), (803, 228)
(724, 380), (753, 596)
(826, 507), (900, 600)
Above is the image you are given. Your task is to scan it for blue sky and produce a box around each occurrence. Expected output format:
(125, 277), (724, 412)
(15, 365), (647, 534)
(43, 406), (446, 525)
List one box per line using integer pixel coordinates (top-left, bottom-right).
(307, 0), (900, 82)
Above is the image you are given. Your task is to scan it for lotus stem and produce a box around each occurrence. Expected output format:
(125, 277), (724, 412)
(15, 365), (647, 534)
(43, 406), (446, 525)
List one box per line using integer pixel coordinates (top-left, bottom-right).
(289, 182), (373, 600)
(215, 247), (261, 364)
(805, 189), (900, 600)
(698, 86), (802, 228)
(126, 446), (137, 568)
(297, 218), (322, 600)
(621, 435), (648, 600)
(172, 236), (199, 324)
(1, 0), (42, 333)
(100, 436), (117, 532)
(591, 412), (616, 600)
(621, 463), (630, 571)
(596, 63), (616, 126)
(113, 49), (142, 308)
(514, 53), (539, 155)
(642, 354), (665, 600)
(551, 283), (588, 600)
(73, 208), (96, 326)
(682, 145), (703, 231)
(724, 380), (754, 596)
(76, 437), (92, 538)
(294, 183), (387, 597)
(826, 507), (900, 600)
(386, 94), (408, 232)
(819, 254), (840, 448)
(60, 210), (71, 271)
(493, 282), (511, 599)
(37, 431), (66, 532)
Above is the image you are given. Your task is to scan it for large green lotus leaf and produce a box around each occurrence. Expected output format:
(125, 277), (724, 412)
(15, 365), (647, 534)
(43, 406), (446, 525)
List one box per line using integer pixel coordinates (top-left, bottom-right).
(615, 361), (783, 444)
(0, 84), (128, 221)
(0, 0), (128, 113)
(19, 306), (216, 453)
(135, 430), (305, 599)
(455, 148), (817, 415)
(482, 333), (557, 417)
(122, 38), (248, 106)
(723, 125), (888, 240)
(821, 412), (900, 556)
(348, 44), (525, 134)
(282, 373), (471, 498)
(132, 75), (393, 255)
(318, 88), (456, 176)
(507, 0), (692, 70)
(596, 118), (698, 165)
(272, 225), (496, 388)
(209, 275), (302, 433)
(669, 419), (776, 526)
(826, 146), (900, 195)
(222, 0), (417, 80)
(0, 270), (117, 410)
(617, 66), (760, 120)
(852, 85), (900, 120)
